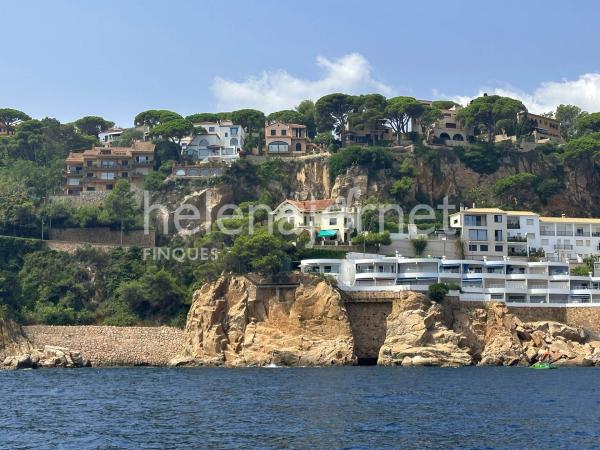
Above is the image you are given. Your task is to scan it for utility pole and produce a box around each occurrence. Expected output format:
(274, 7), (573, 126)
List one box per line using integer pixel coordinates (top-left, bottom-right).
(41, 217), (44, 241)
(120, 218), (124, 246)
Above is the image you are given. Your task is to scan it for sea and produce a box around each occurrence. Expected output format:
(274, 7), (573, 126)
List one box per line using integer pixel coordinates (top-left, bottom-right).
(1, 366), (599, 449)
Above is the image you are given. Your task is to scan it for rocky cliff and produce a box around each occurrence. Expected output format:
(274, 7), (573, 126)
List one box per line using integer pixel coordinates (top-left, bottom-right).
(178, 277), (600, 367)
(0, 317), (31, 361)
(178, 275), (355, 366)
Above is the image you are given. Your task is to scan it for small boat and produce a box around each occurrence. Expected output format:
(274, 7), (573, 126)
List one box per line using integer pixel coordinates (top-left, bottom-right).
(530, 362), (557, 370)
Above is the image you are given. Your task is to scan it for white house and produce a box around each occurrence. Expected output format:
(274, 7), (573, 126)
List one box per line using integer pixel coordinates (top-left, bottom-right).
(271, 199), (360, 244)
(98, 128), (124, 146)
(184, 120), (244, 162)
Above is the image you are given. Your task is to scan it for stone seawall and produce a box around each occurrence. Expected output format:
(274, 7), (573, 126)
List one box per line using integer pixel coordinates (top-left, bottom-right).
(23, 326), (184, 367)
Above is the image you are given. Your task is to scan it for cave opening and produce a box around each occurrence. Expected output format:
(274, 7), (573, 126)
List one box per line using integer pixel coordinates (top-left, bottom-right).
(356, 357), (378, 366)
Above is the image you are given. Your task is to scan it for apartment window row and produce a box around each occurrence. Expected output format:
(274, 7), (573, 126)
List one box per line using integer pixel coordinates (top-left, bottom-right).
(469, 244), (502, 252)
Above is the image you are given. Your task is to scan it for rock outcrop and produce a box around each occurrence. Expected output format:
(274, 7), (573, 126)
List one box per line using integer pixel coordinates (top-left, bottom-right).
(378, 292), (472, 367)
(0, 317), (32, 361)
(2, 345), (91, 369)
(179, 275), (355, 366)
(449, 301), (600, 366)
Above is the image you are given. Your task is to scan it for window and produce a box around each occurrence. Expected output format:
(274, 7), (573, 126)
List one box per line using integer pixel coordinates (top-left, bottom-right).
(329, 218), (337, 225)
(86, 172), (93, 178)
(270, 129), (276, 136)
(464, 215), (484, 226)
(295, 142), (302, 151)
(445, 122), (457, 129)
(230, 138), (238, 146)
(122, 172), (128, 178)
(495, 245), (503, 252)
(494, 215), (502, 223)
(268, 141), (289, 153)
(230, 127), (238, 137)
(576, 240), (583, 246)
(106, 184), (113, 190)
(480, 244), (489, 252)
(225, 132), (228, 137)
(541, 239), (549, 245)
(208, 127), (215, 132)
(495, 230), (503, 241)
(281, 129), (287, 136)
(100, 172), (115, 180)
(468, 229), (487, 241)
(468, 244), (477, 251)
(527, 218), (534, 225)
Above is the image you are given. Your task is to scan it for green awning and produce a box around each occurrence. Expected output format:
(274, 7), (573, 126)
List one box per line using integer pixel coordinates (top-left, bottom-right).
(318, 229), (338, 238)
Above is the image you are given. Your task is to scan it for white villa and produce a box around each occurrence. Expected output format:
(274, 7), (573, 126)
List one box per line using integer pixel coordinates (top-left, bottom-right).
(271, 199), (360, 244)
(300, 253), (600, 306)
(184, 120), (244, 162)
(98, 128), (124, 146)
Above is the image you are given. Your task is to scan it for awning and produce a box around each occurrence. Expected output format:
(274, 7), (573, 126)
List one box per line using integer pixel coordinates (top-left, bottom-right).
(318, 229), (338, 238)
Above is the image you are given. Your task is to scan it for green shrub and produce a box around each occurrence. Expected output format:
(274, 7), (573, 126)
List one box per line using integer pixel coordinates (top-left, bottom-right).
(428, 283), (449, 302)
(492, 173), (537, 196)
(329, 146), (392, 180)
(410, 237), (428, 256)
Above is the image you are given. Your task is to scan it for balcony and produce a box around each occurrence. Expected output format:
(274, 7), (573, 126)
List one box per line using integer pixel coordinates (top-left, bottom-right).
(556, 230), (573, 236)
(575, 232), (591, 237)
(554, 244), (573, 250)
(540, 230), (555, 236)
(507, 222), (520, 229)
(508, 236), (527, 242)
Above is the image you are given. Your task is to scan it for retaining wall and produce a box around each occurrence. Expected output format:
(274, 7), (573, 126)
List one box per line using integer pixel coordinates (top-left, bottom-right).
(23, 325), (184, 366)
(49, 227), (155, 246)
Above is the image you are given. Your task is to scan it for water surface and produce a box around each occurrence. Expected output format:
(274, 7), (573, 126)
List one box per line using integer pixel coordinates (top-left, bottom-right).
(1, 366), (598, 449)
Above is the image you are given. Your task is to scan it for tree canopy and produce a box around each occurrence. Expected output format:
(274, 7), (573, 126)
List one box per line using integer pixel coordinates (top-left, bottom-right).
(149, 118), (194, 146)
(134, 110), (182, 128)
(185, 113), (221, 124)
(295, 100), (317, 138)
(315, 93), (357, 145)
(456, 94), (526, 143)
(384, 96), (426, 142)
(266, 110), (305, 125)
(0, 108), (31, 132)
(576, 112), (600, 135)
(74, 116), (114, 136)
(555, 104), (584, 140)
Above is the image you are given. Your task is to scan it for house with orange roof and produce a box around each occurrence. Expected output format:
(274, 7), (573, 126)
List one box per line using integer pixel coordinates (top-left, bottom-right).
(271, 198), (360, 244)
(65, 141), (155, 195)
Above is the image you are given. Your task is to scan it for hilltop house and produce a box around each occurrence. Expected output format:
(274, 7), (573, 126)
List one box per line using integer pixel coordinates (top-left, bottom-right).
(65, 141), (155, 195)
(98, 127), (124, 146)
(265, 122), (307, 155)
(412, 101), (475, 144)
(271, 199), (359, 244)
(345, 120), (393, 146)
(184, 120), (244, 162)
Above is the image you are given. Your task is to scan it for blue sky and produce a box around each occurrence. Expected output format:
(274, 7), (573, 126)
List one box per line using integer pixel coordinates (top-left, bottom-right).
(2, 0), (600, 126)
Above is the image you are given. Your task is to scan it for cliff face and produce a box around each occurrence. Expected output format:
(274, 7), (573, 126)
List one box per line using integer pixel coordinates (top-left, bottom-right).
(0, 317), (31, 360)
(378, 292), (472, 367)
(181, 276), (355, 366)
(179, 277), (600, 367)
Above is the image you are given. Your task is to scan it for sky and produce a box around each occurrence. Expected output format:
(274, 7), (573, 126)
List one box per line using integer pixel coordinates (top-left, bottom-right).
(2, 0), (600, 127)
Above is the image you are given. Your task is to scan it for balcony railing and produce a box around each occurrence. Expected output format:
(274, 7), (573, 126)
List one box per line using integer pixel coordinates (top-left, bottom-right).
(508, 236), (527, 242)
(575, 232), (591, 237)
(556, 230), (573, 236)
(554, 244), (573, 250)
(540, 230), (555, 236)
(507, 222), (520, 229)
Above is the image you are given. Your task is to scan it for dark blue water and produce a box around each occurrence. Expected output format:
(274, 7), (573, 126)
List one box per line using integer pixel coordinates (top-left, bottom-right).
(1, 367), (599, 449)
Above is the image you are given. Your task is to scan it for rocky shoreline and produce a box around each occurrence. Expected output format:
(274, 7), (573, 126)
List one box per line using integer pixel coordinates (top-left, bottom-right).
(2, 275), (600, 370)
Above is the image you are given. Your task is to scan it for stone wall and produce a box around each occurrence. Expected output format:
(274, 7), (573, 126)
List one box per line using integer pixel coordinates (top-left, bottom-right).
(45, 241), (120, 253)
(23, 326), (184, 366)
(345, 302), (391, 360)
(49, 227), (155, 246)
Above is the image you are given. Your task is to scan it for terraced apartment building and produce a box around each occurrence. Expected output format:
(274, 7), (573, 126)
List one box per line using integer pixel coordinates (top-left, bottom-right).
(65, 141), (155, 195)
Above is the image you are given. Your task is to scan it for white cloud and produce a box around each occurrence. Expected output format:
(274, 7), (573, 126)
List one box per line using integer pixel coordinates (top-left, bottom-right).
(440, 73), (600, 114)
(211, 53), (395, 113)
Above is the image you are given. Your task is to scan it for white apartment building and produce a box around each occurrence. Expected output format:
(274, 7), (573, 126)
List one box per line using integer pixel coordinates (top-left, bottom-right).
(450, 208), (508, 259)
(271, 199), (360, 244)
(184, 121), (244, 162)
(300, 253), (600, 306)
(451, 207), (600, 261)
